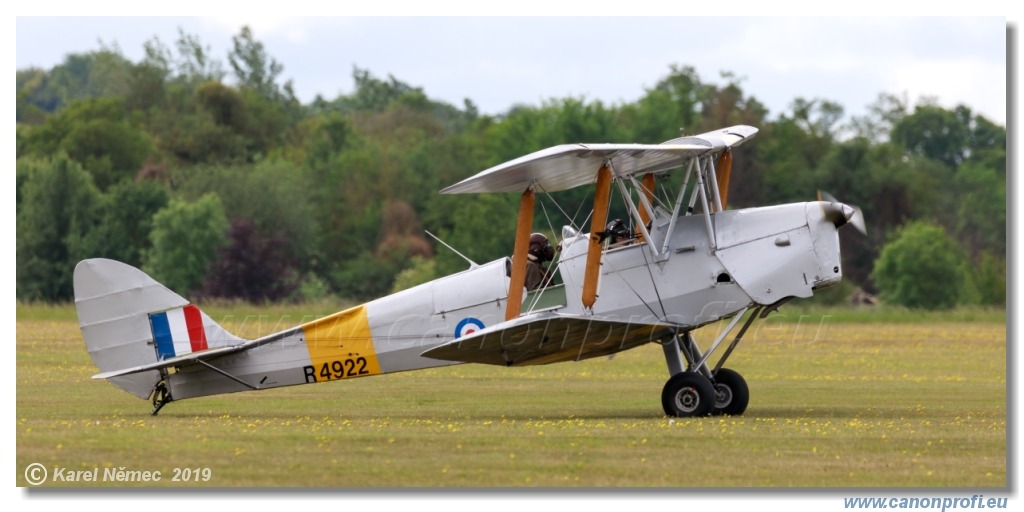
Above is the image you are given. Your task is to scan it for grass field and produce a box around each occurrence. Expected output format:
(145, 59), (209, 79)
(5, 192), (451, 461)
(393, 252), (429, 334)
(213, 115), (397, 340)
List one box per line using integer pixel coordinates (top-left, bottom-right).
(16, 304), (1007, 488)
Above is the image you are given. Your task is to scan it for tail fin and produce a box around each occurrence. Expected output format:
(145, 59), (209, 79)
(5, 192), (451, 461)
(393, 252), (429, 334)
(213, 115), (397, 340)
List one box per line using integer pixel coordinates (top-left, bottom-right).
(74, 259), (244, 398)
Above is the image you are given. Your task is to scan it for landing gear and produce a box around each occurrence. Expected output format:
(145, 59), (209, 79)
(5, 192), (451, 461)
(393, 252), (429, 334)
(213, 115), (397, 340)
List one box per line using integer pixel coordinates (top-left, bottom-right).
(659, 306), (765, 418)
(150, 380), (172, 416)
(661, 372), (715, 417)
(711, 368), (749, 416)
(659, 368), (749, 417)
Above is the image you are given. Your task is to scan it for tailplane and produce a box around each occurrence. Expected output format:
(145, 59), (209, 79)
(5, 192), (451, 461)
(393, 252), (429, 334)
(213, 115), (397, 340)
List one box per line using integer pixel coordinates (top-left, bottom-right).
(73, 259), (244, 399)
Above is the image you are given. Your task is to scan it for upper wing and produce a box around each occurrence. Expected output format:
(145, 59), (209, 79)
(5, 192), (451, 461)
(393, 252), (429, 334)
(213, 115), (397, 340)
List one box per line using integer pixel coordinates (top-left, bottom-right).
(420, 312), (676, 366)
(441, 125), (758, 194)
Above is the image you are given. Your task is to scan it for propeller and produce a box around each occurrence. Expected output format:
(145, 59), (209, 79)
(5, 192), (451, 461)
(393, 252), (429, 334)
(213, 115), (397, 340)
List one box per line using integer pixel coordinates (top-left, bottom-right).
(817, 191), (867, 235)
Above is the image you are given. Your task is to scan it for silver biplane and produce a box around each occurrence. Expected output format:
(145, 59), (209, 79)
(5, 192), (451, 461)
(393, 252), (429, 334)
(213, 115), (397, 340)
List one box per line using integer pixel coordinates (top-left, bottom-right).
(74, 125), (864, 417)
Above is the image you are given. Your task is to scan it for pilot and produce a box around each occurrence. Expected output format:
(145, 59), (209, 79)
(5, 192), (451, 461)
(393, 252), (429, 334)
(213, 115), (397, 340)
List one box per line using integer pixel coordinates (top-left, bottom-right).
(605, 219), (631, 247)
(525, 233), (555, 291)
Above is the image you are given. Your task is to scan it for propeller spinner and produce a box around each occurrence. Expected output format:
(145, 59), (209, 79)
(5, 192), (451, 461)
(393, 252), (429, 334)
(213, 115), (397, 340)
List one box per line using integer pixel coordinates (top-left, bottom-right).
(817, 191), (867, 235)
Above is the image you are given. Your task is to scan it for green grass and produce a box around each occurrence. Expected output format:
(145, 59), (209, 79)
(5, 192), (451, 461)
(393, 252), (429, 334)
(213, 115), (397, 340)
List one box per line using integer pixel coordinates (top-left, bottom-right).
(776, 304), (1007, 323)
(16, 304), (1006, 487)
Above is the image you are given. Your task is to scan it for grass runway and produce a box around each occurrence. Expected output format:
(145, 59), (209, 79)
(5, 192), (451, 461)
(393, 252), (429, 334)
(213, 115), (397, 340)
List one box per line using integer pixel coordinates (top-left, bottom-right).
(16, 304), (1006, 487)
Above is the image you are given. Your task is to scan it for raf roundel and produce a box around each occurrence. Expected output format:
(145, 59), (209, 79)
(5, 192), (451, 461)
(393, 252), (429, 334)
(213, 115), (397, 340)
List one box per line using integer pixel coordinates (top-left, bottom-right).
(455, 318), (485, 339)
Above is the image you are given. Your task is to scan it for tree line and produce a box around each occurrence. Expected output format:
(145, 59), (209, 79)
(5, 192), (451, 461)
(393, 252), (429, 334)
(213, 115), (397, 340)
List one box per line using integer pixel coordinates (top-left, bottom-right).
(15, 27), (1006, 309)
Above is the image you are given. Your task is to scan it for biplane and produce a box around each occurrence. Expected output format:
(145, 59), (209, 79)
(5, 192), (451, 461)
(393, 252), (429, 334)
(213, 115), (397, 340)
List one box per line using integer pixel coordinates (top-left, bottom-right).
(74, 125), (865, 417)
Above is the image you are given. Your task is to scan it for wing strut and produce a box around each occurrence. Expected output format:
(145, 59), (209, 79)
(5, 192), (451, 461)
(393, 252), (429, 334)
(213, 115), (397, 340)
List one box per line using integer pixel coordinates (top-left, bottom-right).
(582, 164), (612, 309)
(636, 173), (656, 242)
(716, 149), (733, 209)
(506, 187), (535, 321)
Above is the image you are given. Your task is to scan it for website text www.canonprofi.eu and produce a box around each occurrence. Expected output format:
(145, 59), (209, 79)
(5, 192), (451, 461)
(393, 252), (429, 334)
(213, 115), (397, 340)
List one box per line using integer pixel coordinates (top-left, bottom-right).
(844, 496), (1009, 512)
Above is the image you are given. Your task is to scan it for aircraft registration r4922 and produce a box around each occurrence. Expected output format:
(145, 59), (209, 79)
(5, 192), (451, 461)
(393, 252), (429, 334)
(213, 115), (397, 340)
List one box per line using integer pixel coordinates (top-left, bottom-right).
(75, 125), (865, 417)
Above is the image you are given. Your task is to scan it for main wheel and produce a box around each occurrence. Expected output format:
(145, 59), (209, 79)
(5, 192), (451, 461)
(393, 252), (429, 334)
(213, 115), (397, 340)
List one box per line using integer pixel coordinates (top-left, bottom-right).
(711, 368), (749, 416)
(661, 372), (715, 417)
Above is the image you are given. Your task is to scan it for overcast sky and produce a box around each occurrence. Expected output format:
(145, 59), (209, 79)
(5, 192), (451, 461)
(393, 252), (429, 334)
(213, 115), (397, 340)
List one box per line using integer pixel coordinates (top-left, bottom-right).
(14, 16), (1009, 128)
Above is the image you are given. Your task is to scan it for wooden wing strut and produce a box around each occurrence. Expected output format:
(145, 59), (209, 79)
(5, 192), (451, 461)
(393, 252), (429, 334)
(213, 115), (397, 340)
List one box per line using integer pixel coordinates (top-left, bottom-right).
(582, 165), (612, 309)
(716, 149), (733, 210)
(506, 188), (535, 321)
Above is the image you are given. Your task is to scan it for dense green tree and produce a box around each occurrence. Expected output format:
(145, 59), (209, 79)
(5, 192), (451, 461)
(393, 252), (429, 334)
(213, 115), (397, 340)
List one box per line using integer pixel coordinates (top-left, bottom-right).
(966, 114), (1006, 172)
(307, 144), (385, 267)
(77, 179), (169, 266)
(390, 256), (438, 293)
(426, 193), (519, 277)
(16, 68), (54, 124)
(173, 160), (319, 270)
(18, 97), (154, 189)
(328, 200), (435, 299)
(16, 155), (101, 300)
(195, 81), (247, 130)
(872, 221), (967, 309)
(293, 112), (352, 166)
(148, 91), (249, 165)
(144, 193), (229, 295)
(952, 163), (1005, 256)
(237, 88), (301, 160)
(967, 250), (1006, 306)
(59, 117), (155, 189)
(756, 119), (823, 204)
(890, 103), (1001, 171)
(329, 251), (406, 301)
(18, 97), (125, 157)
(16, 156), (33, 209)
(32, 48), (134, 112)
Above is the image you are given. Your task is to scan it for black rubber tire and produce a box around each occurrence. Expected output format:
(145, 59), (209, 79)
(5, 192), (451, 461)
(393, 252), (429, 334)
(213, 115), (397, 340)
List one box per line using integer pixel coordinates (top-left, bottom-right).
(661, 372), (716, 417)
(711, 368), (749, 416)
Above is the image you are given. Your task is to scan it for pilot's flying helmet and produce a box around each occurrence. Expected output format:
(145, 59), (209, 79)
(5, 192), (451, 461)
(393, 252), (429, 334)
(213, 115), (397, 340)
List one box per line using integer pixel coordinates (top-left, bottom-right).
(529, 233), (555, 262)
(605, 219), (629, 243)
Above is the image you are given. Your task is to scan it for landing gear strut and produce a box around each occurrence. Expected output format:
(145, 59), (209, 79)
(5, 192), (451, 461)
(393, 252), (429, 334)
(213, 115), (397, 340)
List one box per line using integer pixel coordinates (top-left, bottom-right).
(151, 380), (172, 416)
(660, 306), (761, 417)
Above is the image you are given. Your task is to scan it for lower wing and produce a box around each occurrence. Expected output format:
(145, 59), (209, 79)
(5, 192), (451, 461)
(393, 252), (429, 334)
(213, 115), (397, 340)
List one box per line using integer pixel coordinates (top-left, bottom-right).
(421, 312), (676, 366)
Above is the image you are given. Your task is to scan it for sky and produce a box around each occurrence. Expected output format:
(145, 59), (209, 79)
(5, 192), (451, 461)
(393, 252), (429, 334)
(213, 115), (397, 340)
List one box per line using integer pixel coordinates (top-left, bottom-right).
(13, 15), (1010, 128)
